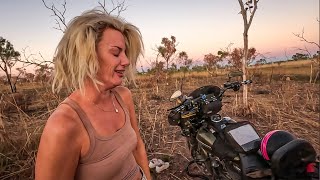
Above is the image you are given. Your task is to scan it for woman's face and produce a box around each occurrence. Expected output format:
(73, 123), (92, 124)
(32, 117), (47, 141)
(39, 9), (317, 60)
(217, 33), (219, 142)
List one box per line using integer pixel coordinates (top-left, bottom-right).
(96, 28), (129, 88)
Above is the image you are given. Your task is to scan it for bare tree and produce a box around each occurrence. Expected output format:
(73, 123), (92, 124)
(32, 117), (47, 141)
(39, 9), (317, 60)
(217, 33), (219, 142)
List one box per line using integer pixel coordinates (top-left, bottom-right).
(98, 0), (128, 16)
(42, 0), (128, 33)
(292, 45), (313, 58)
(42, 0), (136, 87)
(293, 19), (320, 83)
(238, 0), (260, 107)
(217, 43), (234, 59)
(41, 0), (67, 33)
(19, 47), (53, 67)
(293, 27), (320, 49)
(34, 64), (54, 84)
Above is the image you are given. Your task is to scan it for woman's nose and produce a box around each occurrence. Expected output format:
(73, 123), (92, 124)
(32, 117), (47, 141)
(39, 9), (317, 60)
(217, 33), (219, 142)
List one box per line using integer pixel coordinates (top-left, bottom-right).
(121, 54), (130, 66)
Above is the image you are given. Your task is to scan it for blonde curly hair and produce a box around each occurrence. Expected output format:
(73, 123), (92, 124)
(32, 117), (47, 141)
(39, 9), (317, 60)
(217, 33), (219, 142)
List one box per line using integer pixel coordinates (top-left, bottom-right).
(52, 9), (144, 93)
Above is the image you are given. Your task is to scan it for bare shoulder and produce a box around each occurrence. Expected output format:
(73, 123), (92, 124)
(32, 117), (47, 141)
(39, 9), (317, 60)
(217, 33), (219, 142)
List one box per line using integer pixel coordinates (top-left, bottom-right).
(114, 86), (132, 101)
(35, 103), (82, 179)
(42, 104), (83, 143)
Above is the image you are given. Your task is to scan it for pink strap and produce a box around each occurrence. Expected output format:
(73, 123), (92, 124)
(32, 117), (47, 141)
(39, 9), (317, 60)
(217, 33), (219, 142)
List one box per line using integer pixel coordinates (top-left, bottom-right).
(260, 130), (279, 160)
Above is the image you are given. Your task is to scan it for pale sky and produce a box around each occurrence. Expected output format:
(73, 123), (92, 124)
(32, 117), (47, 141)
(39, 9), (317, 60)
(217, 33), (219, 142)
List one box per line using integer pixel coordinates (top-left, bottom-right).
(0, 0), (319, 72)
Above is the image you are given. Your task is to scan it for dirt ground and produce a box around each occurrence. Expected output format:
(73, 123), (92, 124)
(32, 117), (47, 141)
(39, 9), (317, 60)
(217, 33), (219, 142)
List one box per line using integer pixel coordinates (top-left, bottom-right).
(0, 75), (319, 179)
(133, 75), (319, 180)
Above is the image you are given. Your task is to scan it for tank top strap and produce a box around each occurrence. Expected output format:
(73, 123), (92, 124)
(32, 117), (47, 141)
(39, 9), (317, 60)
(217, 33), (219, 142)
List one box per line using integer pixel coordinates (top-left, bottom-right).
(60, 98), (96, 135)
(59, 98), (96, 161)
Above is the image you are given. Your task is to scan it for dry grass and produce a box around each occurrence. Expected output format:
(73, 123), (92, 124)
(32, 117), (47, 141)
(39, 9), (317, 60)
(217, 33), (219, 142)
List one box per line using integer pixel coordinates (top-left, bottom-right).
(0, 74), (319, 180)
(135, 59), (319, 84)
(251, 59), (315, 68)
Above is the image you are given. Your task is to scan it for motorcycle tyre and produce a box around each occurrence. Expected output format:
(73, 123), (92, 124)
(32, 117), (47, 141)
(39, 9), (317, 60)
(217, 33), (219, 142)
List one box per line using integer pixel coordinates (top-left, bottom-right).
(187, 139), (242, 180)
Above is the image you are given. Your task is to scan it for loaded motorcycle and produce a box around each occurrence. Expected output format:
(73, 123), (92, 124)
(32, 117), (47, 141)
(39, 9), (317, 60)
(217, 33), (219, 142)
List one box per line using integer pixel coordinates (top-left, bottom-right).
(167, 74), (319, 180)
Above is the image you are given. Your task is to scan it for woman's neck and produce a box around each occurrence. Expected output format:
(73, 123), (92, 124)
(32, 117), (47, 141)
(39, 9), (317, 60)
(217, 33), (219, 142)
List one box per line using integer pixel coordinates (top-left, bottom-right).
(74, 80), (116, 104)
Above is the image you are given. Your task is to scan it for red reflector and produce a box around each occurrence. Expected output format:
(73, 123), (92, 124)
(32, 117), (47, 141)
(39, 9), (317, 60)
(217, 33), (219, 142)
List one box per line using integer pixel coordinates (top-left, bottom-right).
(306, 163), (315, 173)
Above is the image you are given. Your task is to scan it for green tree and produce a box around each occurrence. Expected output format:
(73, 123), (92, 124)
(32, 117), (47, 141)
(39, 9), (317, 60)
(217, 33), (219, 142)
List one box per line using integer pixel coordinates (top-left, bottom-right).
(192, 65), (206, 72)
(157, 36), (177, 70)
(0, 37), (21, 93)
(204, 53), (221, 76)
(228, 47), (257, 69)
(292, 53), (309, 60)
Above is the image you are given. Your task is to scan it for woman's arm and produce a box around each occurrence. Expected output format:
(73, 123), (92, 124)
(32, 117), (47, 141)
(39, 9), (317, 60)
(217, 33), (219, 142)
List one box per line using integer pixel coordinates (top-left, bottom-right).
(116, 86), (152, 180)
(35, 107), (83, 180)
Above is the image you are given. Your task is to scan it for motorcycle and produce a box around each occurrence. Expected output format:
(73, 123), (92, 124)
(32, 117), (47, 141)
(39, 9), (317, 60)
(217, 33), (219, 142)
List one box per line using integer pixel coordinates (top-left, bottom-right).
(167, 74), (319, 180)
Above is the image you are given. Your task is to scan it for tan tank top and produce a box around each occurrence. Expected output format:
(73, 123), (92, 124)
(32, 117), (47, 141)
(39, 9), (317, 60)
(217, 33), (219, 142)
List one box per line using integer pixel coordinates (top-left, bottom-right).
(61, 90), (142, 180)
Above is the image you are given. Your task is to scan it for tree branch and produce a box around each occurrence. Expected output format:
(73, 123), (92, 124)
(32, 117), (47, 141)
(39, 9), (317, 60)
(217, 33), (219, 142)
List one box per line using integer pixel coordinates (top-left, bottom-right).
(98, 0), (128, 17)
(41, 0), (67, 33)
(17, 47), (53, 68)
(238, 0), (248, 26)
(293, 27), (320, 49)
(293, 46), (312, 58)
(247, 0), (258, 29)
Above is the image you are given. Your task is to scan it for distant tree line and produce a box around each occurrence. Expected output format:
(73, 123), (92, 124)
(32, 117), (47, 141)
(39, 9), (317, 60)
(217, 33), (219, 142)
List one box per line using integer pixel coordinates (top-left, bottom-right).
(2, 0), (319, 93)
(2, 34), (319, 93)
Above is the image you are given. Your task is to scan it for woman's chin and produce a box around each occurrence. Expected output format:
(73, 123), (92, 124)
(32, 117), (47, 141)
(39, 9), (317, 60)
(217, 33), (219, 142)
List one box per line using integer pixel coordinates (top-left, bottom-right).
(97, 78), (122, 90)
(110, 78), (123, 87)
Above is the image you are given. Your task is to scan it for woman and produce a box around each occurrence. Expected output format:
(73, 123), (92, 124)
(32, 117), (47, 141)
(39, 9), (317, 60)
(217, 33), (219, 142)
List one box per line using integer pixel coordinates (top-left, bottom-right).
(35, 9), (151, 180)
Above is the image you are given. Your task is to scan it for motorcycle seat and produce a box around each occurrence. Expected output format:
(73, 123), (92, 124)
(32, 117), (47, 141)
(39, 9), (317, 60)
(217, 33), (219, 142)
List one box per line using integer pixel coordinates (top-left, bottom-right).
(271, 138), (317, 178)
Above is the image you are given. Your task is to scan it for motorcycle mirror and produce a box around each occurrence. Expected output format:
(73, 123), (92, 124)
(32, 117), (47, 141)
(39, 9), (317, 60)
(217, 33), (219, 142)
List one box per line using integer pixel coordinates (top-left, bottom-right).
(170, 90), (182, 102)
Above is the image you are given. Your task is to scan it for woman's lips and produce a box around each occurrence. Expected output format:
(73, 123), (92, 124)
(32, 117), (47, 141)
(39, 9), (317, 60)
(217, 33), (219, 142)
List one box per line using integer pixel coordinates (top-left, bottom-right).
(115, 70), (125, 77)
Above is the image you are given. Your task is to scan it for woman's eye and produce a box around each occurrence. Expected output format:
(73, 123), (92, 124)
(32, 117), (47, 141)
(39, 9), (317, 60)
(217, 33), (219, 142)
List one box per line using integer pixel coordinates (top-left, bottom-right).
(113, 53), (120, 57)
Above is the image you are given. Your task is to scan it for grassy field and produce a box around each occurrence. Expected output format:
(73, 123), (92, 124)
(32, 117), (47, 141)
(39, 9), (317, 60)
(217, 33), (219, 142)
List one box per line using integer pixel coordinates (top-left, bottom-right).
(0, 59), (319, 179)
(248, 59), (319, 79)
(137, 59), (319, 81)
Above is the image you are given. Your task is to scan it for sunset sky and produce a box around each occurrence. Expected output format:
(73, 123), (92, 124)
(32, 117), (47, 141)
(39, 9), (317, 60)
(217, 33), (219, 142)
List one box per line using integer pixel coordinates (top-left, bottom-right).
(0, 0), (319, 72)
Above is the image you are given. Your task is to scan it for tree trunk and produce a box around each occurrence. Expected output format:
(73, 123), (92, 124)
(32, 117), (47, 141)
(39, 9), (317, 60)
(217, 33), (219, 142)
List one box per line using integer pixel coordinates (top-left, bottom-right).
(309, 63), (313, 84)
(238, 0), (259, 108)
(4, 70), (15, 93)
(313, 71), (319, 84)
(165, 59), (169, 84)
(270, 66), (274, 84)
(156, 79), (159, 94)
(242, 29), (249, 107)
(180, 71), (186, 93)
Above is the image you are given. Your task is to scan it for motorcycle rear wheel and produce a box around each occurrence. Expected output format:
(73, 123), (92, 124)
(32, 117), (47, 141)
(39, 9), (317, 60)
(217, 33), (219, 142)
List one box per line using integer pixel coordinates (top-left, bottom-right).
(187, 139), (242, 180)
